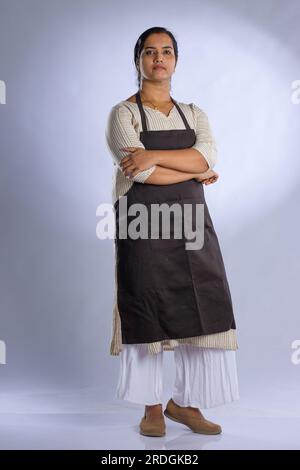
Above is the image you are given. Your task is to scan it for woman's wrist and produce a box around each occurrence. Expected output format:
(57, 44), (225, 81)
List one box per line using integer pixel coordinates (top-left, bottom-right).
(148, 150), (158, 166)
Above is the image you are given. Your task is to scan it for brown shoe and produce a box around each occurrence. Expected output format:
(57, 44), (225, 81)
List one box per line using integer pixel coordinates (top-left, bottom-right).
(139, 410), (166, 437)
(163, 398), (222, 435)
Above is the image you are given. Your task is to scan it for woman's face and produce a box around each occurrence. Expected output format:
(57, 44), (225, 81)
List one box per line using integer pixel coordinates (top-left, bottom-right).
(138, 33), (176, 83)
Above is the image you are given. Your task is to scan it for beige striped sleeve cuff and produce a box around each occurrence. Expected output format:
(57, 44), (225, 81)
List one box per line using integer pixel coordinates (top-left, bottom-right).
(131, 164), (157, 183)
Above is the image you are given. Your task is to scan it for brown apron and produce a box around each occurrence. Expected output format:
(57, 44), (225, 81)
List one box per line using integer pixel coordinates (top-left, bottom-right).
(114, 90), (236, 344)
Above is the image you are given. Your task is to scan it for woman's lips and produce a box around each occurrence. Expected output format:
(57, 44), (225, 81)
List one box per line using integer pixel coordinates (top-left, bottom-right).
(153, 66), (166, 70)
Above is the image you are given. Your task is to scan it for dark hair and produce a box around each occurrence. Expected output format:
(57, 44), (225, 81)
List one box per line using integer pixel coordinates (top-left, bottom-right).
(134, 27), (178, 86)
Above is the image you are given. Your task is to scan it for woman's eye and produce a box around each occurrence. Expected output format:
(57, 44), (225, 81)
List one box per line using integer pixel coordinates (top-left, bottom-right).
(144, 50), (172, 55)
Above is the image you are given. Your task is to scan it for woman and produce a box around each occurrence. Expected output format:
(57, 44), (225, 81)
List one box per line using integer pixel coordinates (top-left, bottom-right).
(105, 26), (239, 437)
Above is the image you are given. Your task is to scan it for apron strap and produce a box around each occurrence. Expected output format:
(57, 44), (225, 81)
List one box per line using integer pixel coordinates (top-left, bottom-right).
(135, 90), (191, 131)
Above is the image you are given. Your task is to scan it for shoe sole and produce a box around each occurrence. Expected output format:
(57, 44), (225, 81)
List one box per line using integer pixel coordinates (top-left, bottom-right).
(139, 429), (166, 437)
(164, 411), (222, 435)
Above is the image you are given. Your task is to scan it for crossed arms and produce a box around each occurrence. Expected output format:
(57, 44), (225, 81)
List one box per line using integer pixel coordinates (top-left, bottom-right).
(105, 102), (219, 186)
(120, 146), (218, 185)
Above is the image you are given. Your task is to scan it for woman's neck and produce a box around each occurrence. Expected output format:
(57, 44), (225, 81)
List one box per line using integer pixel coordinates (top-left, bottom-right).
(139, 83), (171, 104)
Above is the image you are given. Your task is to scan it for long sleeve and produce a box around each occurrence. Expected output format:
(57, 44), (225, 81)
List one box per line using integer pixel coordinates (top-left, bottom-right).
(105, 104), (157, 182)
(190, 103), (218, 170)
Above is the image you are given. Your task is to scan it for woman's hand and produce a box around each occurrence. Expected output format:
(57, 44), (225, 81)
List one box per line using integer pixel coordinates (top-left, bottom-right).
(194, 169), (219, 185)
(119, 147), (155, 178)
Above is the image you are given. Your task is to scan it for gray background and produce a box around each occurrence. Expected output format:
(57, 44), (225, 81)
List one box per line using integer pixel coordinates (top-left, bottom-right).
(0, 0), (299, 449)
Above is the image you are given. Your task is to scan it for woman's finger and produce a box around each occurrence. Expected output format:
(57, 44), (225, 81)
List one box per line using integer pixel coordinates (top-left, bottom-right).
(123, 164), (136, 176)
(121, 160), (133, 170)
(120, 147), (137, 153)
(123, 164), (135, 173)
(120, 157), (131, 166)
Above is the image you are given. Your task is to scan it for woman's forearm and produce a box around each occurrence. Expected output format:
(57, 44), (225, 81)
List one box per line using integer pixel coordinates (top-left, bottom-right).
(151, 148), (209, 173)
(142, 165), (201, 185)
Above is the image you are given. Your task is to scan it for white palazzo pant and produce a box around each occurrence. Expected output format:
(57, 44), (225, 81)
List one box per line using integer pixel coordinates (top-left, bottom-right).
(115, 343), (240, 409)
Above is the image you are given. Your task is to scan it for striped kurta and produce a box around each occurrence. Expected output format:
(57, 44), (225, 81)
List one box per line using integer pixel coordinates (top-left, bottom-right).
(105, 99), (238, 355)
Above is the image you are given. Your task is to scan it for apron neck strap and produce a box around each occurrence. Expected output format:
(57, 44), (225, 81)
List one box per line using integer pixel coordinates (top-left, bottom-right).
(135, 90), (191, 131)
